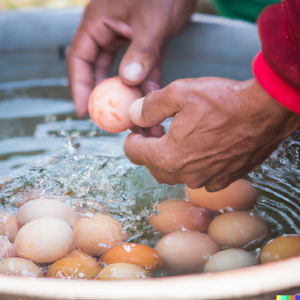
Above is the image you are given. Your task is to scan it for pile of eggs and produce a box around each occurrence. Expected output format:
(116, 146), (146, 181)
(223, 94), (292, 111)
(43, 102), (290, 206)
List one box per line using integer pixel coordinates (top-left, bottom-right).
(0, 178), (299, 280)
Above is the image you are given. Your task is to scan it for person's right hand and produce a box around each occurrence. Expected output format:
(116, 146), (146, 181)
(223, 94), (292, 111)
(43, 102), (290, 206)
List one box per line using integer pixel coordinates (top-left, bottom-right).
(67, 0), (196, 117)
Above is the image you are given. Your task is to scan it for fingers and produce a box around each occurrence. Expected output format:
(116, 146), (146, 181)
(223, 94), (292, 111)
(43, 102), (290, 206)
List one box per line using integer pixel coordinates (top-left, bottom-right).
(140, 60), (162, 95)
(94, 51), (115, 86)
(129, 81), (182, 128)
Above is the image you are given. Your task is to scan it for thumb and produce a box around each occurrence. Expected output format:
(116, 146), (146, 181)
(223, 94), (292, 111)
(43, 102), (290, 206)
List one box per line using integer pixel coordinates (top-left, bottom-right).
(119, 34), (162, 86)
(129, 83), (181, 128)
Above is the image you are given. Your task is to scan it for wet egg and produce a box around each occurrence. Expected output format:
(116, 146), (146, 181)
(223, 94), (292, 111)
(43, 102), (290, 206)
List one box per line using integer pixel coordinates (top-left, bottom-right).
(73, 214), (127, 257)
(96, 263), (151, 280)
(46, 249), (102, 279)
(203, 249), (258, 273)
(155, 231), (220, 274)
(88, 76), (142, 133)
(17, 197), (79, 227)
(99, 243), (161, 272)
(186, 179), (258, 213)
(15, 217), (74, 263)
(0, 257), (43, 277)
(207, 211), (268, 248)
(260, 234), (300, 264)
(147, 199), (211, 235)
(0, 213), (19, 242)
(0, 236), (15, 258)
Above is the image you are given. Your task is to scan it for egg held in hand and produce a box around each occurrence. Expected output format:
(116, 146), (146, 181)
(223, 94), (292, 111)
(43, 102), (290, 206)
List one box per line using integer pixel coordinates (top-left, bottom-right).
(88, 76), (142, 133)
(186, 179), (258, 213)
(15, 217), (74, 263)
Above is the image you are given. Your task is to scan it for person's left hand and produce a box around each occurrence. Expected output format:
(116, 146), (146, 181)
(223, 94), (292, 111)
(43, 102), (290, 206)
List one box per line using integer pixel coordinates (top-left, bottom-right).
(124, 77), (300, 192)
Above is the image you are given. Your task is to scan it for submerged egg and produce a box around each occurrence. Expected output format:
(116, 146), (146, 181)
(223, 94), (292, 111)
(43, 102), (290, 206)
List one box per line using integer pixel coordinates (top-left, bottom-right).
(0, 257), (43, 277)
(0, 236), (15, 258)
(46, 249), (102, 279)
(0, 213), (19, 242)
(203, 249), (258, 273)
(260, 234), (300, 264)
(186, 179), (258, 213)
(17, 197), (79, 227)
(73, 214), (127, 257)
(147, 199), (211, 235)
(15, 217), (74, 263)
(99, 243), (161, 272)
(96, 263), (151, 280)
(155, 231), (220, 274)
(88, 76), (142, 133)
(208, 211), (268, 248)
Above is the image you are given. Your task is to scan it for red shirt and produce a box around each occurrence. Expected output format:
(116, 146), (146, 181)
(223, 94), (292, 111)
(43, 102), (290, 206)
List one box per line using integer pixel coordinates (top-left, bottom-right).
(252, 0), (300, 113)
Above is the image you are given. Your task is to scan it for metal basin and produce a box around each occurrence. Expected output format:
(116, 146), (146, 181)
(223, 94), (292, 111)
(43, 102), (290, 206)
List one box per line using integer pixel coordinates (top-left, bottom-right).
(0, 7), (299, 300)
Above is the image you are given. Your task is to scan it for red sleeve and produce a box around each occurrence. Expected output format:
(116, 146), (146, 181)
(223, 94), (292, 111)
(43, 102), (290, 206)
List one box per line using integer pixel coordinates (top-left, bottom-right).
(252, 0), (300, 114)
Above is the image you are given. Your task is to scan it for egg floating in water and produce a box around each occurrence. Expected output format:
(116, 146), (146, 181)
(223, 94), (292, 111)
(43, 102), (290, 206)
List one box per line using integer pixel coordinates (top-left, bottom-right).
(88, 76), (142, 133)
(0, 257), (43, 277)
(203, 249), (258, 273)
(96, 263), (151, 280)
(186, 179), (258, 213)
(15, 217), (74, 263)
(99, 243), (161, 272)
(147, 199), (211, 235)
(17, 197), (79, 227)
(73, 214), (128, 257)
(46, 249), (102, 279)
(0, 236), (15, 259)
(207, 211), (268, 249)
(260, 234), (300, 264)
(0, 213), (19, 242)
(155, 231), (220, 274)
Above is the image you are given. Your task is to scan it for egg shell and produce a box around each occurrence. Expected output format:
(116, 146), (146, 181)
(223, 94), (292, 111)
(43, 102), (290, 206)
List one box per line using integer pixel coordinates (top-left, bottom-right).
(46, 249), (102, 279)
(0, 257), (43, 277)
(155, 231), (220, 274)
(147, 199), (211, 235)
(88, 76), (142, 133)
(0, 236), (15, 258)
(0, 213), (19, 242)
(99, 243), (161, 272)
(203, 249), (258, 273)
(186, 179), (258, 213)
(15, 217), (74, 263)
(73, 214), (127, 257)
(260, 234), (300, 264)
(96, 263), (151, 280)
(207, 211), (268, 249)
(17, 197), (79, 227)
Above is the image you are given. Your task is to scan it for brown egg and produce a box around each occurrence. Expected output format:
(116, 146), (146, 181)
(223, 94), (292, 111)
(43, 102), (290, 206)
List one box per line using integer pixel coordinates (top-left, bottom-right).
(17, 198), (79, 227)
(73, 214), (127, 257)
(203, 249), (258, 273)
(155, 231), (220, 274)
(0, 213), (19, 242)
(15, 217), (74, 263)
(0, 257), (43, 277)
(99, 243), (161, 272)
(260, 234), (300, 264)
(147, 199), (211, 235)
(96, 263), (151, 280)
(0, 236), (15, 258)
(46, 249), (102, 279)
(208, 211), (268, 248)
(186, 179), (258, 213)
(88, 76), (142, 133)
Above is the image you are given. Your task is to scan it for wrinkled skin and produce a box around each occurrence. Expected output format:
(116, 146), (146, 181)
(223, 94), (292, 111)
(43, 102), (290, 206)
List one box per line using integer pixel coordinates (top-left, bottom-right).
(124, 77), (300, 192)
(67, 0), (196, 117)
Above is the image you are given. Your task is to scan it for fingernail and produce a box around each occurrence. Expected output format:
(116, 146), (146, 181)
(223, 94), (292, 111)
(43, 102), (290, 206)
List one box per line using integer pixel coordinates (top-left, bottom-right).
(129, 97), (144, 123)
(123, 63), (143, 81)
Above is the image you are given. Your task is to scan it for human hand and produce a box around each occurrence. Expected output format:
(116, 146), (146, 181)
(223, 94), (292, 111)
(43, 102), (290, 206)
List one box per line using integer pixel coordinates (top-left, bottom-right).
(124, 77), (300, 192)
(67, 0), (196, 117)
